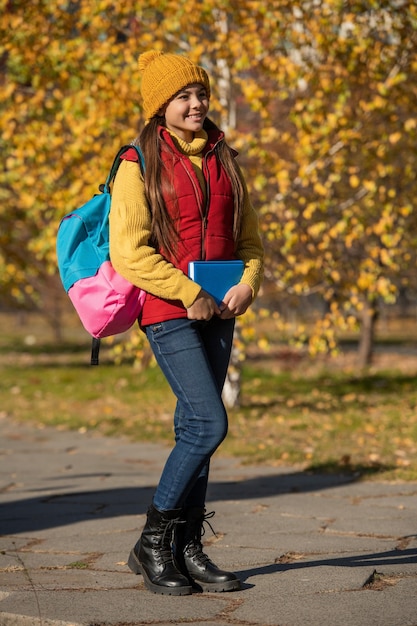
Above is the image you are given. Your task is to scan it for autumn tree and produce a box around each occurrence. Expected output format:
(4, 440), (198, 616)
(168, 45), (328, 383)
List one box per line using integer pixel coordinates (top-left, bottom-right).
(244, 1), (417, 366)
(0, 1), (264, 328)
(1, 0), (417, 370)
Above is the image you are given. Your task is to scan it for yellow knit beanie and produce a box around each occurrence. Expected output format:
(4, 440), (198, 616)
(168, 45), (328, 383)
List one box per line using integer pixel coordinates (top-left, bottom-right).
(139, 50), (211, 121)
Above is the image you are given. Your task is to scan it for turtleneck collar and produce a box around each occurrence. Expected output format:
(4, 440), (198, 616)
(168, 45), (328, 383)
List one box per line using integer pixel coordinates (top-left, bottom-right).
(166, 129), (208, 155)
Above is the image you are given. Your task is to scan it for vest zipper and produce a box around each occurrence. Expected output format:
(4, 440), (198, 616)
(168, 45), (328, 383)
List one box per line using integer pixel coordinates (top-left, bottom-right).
(201, 149), (215, 261)
(180, 158), (208, 260)
(180, 141), (219, 261)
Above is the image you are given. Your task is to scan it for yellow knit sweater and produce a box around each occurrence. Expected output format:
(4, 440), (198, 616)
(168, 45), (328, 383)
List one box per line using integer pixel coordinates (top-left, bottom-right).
(109, 132), (264, 309)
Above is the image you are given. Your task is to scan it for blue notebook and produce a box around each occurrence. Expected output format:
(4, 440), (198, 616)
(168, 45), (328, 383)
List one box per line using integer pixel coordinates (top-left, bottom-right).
(188, 260), (244, 305)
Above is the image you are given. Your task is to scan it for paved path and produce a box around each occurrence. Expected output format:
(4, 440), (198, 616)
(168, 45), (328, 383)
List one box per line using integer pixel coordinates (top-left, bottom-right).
(1, 417), (416, 626)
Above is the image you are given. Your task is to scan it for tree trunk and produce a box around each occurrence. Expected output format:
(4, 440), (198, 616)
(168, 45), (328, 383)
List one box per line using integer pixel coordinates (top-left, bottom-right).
(357, 301), (378, 368)
(212, 9), (236, 132)
(222, 324), (242, 408)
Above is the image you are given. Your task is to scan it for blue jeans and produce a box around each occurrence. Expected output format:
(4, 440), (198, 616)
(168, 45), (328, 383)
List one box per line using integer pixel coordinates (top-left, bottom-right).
(144, 316), (235, 511)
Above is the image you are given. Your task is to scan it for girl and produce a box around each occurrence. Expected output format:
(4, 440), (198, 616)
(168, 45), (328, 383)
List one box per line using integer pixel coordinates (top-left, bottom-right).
(109, 50), (264, 596)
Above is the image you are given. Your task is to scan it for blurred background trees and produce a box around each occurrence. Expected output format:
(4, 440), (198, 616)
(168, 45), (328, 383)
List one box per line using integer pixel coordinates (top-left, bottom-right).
(1, 0), (416, 367)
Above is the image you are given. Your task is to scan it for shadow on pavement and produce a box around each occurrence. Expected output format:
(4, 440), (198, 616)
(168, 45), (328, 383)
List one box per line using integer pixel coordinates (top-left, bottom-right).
(1, 469), (356, 534)
(236, 541), (417, 585)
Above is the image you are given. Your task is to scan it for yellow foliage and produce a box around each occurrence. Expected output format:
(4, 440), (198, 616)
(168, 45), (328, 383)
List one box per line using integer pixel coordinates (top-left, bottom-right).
(357, 273), (374, 291)
(0, 1), (416, 360)
(349, 174), (360, 188)
(307, 222), (327, 238)
(388, 132), (401, 145)
(404, 118), (417, 131)
(313, 182), (328, 196)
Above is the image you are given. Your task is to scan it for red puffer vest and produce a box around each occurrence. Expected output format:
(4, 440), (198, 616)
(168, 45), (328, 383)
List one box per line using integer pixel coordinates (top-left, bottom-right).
(122, 126), (237, 325)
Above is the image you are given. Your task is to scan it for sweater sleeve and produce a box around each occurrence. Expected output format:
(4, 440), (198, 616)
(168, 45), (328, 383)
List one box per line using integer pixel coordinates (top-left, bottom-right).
(109, 160), (201, 308)
(235, 167), (264, 299)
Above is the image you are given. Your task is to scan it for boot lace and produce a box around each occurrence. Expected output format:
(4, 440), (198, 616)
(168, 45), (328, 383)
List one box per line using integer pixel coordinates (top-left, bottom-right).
(200, 510), (216, 539)
(157, 516), (186, 566)
(185, 510), (217, 564)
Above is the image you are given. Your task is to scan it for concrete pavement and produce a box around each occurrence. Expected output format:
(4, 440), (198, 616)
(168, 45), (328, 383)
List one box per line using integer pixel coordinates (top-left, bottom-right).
(1, 416), (416, 626)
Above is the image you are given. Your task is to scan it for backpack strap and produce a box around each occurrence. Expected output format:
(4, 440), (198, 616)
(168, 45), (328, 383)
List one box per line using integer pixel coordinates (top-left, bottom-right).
(90, 144), (145, 366)
(91, 337), (101, 366)
(102, 144), (145, 193)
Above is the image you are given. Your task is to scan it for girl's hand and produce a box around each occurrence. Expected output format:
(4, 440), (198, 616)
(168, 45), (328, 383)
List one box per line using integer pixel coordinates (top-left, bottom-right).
(187, 290), (220, 320)
(219, 284), (253, 319)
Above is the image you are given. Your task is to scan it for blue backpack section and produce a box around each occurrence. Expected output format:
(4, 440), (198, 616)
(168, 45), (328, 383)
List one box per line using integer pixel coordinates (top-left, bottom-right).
(57, 145), (144, 293)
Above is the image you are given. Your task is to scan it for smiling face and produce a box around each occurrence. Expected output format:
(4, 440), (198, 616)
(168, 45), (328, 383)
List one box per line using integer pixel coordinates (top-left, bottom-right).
(162, 83), (209, 142)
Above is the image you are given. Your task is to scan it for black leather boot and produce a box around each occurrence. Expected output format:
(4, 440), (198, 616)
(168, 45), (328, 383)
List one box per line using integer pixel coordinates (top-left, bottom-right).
(128, 504), (192, 595)
(174, 507), (241, 592)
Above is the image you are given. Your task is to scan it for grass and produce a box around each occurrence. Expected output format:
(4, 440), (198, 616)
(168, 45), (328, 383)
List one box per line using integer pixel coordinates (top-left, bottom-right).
(1, 312), (417, 482)
(234, 365), (417, 479)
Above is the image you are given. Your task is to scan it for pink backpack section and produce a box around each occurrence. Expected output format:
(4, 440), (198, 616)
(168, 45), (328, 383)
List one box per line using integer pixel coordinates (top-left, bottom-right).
(67, 260), (146, 338)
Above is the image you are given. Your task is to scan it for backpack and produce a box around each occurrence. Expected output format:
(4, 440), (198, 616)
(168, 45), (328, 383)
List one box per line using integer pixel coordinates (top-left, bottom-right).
(56, 145), (146, 363)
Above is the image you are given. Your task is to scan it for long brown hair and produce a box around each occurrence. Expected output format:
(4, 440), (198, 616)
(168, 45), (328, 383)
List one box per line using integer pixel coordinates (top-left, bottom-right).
(134, 117), (245, 260)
